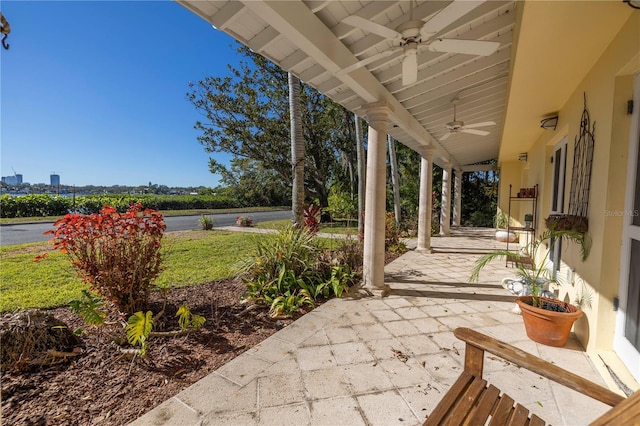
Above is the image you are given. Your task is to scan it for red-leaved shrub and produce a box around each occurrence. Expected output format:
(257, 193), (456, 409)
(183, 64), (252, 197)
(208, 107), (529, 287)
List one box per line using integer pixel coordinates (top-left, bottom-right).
(42, 203), (166, 314)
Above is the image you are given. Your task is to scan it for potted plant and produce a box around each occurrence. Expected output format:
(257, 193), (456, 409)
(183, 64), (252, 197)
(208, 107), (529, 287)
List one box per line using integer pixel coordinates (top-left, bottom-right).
(470, 228), (590, 347)
(494, 210), (517, 242)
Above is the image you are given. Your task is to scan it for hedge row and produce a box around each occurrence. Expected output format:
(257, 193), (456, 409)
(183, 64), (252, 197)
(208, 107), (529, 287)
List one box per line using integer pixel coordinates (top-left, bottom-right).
(0, 194), (242, 218)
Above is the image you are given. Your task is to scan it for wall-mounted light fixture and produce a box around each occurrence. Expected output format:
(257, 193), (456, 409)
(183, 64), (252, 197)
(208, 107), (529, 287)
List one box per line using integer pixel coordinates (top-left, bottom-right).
(540, 116), (559, 130)
(518, 153), (528, 162)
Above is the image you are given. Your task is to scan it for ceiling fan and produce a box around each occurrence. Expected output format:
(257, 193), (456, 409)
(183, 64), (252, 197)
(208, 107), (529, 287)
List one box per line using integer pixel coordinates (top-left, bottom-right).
(439, 98), (495, 141)
(342, 0), (500, 85)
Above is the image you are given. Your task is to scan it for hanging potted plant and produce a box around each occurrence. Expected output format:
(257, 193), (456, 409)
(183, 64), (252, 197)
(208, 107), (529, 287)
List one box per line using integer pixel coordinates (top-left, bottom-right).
(470, 228), (590, 347)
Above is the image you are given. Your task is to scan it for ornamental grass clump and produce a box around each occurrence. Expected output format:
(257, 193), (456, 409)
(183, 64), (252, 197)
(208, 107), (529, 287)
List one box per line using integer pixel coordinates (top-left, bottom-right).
(240, 225), (360, 317)
(39, 203), (166, 315)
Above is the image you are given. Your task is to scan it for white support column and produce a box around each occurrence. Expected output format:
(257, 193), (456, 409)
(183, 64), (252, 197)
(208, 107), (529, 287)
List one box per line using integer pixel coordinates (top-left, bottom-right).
(417, 147), (435, 253)
(440, 164), (452, 236)
(363, 102), (392, 294)
(453, 169), (463, 227)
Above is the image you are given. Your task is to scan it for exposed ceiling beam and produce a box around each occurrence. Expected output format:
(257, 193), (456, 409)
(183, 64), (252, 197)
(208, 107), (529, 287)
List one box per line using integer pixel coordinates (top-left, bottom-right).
(239, 0), (461, 167)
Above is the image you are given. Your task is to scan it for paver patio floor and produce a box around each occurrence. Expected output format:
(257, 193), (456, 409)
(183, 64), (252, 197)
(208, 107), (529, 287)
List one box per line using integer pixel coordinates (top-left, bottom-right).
(132, 228), (615, 426)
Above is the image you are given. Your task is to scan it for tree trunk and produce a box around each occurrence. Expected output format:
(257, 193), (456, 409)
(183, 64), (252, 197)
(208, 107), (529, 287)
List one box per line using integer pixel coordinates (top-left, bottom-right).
(289, 72), (305, 226)
(388, 135), (401, 226)
(355, 113), (366, 235)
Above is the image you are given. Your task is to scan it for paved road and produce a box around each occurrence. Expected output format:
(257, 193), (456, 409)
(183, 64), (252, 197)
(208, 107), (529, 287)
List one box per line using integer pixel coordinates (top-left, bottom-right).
(0, 210), (292, 246)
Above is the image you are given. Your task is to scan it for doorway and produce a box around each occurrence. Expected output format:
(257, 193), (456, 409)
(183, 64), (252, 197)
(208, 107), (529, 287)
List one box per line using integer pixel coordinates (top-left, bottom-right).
(614, 71), (640, 382)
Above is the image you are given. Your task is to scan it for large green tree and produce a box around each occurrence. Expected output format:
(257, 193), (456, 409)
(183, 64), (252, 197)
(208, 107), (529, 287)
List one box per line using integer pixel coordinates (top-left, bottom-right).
(188, 45), (356, 207)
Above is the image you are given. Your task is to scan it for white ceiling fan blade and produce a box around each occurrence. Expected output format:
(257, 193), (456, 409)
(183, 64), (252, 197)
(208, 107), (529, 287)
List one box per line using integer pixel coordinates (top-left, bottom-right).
(463, 121), (496, 129)
(421, 0), (486, 36)
(402, 52), (418, 86)
(461, 129), (490, 136)
(428, 39), (500, 56)
(342, 15), (401, 40)
(337, 48), (401, 75)
(439, 132), (452, 141)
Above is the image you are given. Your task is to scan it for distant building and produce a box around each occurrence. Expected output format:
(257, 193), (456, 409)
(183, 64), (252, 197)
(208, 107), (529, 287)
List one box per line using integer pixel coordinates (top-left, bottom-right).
(50, 174), (60, 186)
(1, 174), (23, 185)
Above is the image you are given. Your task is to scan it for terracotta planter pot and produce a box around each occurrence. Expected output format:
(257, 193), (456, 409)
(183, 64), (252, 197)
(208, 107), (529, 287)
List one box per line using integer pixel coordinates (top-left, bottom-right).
(515, 296), (583, 347)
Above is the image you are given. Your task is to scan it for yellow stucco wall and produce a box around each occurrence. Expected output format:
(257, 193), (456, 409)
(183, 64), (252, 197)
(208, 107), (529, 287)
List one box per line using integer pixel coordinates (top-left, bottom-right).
(497, 161), (524, 225)
(499, 11), (639, 353)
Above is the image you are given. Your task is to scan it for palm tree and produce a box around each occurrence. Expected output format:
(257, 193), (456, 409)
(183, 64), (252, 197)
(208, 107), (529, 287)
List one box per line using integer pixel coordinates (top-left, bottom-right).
(288, 72), (305, 226)
(355, 113), (365, 236)
(388, 135), (401, 226)
(470, 228), (590, 308)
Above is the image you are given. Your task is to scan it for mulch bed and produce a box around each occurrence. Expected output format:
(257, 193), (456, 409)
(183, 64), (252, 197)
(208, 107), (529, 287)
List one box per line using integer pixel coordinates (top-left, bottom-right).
(1, 251), (403, 426)
(1, 278), (301, 426)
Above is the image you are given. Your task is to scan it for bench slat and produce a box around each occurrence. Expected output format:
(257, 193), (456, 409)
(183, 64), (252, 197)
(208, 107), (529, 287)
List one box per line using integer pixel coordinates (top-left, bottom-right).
(445, 376), (487, 426)
(465, 384), (501, 426)
(529, 413), (546, 426)
(489, 393), (516, 426)
(508, 404), (531, 426)
(423, 372), (474, 426)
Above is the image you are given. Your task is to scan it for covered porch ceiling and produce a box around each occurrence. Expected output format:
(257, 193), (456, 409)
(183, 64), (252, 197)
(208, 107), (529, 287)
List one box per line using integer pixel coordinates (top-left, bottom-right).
(177, 0), (633, 171)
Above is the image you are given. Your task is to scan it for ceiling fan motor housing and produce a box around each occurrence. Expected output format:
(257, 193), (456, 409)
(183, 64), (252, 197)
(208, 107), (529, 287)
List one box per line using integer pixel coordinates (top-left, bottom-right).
(396, 20), (425, 43)
(446, 120), (465, 131)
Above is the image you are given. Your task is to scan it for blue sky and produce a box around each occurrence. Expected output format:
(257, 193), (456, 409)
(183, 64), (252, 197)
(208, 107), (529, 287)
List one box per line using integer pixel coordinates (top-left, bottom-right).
(1, 1), (242, 187)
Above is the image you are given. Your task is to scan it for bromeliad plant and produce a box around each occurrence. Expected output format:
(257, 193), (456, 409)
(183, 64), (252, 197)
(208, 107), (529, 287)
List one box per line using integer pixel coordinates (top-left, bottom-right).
(39, 203), (166, 315)
(303, 204), (322, 235)
(470, 228), (590, 308)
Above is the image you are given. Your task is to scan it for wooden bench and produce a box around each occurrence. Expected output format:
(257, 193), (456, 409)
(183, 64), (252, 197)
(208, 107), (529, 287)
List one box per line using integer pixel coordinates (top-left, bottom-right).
(424, 327), (639, 426)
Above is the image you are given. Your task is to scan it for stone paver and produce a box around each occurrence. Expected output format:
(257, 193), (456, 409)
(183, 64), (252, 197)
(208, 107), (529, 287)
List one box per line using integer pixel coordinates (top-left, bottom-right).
(132, 228), (618, 426)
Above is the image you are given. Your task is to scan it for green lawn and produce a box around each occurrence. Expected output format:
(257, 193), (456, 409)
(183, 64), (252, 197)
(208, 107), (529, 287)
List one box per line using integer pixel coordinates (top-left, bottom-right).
(0, 230), (270, 312)
(0, 221), (360, 312)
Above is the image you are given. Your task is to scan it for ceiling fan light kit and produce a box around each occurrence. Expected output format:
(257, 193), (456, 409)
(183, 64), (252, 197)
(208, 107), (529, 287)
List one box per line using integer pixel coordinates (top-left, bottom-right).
(342, 0), (500, 86)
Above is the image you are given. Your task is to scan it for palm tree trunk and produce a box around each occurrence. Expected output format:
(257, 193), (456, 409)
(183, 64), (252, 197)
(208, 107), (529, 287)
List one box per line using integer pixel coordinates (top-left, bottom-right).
(355, 113), (365, 235)
(388, 135), (401, 226)
(289, 72), (305, 226)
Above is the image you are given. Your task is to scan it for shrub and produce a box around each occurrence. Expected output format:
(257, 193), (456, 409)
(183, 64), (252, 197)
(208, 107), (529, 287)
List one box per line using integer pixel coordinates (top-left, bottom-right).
(235, 215), (253, 227)
(241, 226), (320, 317)
(385, 212), (408, 254)
(241, 225), (318, 280)
(200, 215), (214, 230)
(41, 203), (166, 314)
(327, 237), (363, 272)
(0, 194), (243, 218)
(0, 194), (72, 218)
(240, 226), (363, 317)
(327, 185), (358, 220)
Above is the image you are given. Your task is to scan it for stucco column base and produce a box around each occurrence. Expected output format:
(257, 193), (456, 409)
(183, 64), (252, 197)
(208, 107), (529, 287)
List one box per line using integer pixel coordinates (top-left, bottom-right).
(365, 284), (392, 298)
(415, 247), (434, 254)
(349, 285), (391, 299)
